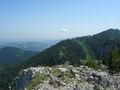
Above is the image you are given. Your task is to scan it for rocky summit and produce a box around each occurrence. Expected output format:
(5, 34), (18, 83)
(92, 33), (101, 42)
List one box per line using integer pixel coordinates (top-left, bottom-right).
(13, 65), (120, 90)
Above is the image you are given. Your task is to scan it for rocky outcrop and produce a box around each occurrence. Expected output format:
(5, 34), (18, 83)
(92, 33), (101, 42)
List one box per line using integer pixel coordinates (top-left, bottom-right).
(14, 65), (120, 90)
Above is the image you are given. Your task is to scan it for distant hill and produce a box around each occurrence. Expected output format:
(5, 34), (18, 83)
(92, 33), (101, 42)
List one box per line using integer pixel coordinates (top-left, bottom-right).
(21, 29), (120, 68)
(0, 47), (37, 65)
(0, 41), (58, 52)
(1, 28), (120, 90)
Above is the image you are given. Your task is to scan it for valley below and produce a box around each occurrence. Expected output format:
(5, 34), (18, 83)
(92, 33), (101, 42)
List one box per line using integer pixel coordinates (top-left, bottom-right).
(0, 29), (120, 90)
(1, 0), (120, 89)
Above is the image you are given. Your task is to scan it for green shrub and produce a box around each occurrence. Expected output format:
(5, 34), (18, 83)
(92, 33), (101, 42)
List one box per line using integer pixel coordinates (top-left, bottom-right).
(59, 76), (73, 84)
(49, 79), (56, 84)
(8, 81), (16, 87)
(27, 74), (47, 90)
(103, 49), (120, 74)
(85, 60), (100, 70)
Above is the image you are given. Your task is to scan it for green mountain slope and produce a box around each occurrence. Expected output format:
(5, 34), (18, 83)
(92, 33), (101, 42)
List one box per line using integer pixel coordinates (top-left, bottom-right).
(21, 29), (120, 68)
(0, 47), (37, 65)
(85, 29), (120, 59)
(0, 41), (58, 52)
(1, 28), (120, 90)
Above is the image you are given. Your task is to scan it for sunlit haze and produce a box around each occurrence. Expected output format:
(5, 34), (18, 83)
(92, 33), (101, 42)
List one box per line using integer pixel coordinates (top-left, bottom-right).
(0, 0), (120, 41)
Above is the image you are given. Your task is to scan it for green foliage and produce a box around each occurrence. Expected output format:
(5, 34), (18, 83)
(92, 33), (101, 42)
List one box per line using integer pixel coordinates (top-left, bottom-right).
(103, 39), (120, 74)
(49, 79), (57, 84)
(85, 60), (100, 70)
(85, 29), (120, 59)
(21, 39), (95, 68)
(75, 40), (95, 59)
(27, 74), (47, 90)
(59, 76), (73, 84)
(0, 64), (20, 90)
(103, 49), (120, 74)
(0, 47), (37, 65)
(8, 81), (16, 87)
(104, 88), (107, 90)
(49, 68), (59, 77)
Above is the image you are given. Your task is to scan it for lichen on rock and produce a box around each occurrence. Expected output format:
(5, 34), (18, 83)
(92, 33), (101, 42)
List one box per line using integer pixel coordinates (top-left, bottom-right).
(14, 65), (120, 90)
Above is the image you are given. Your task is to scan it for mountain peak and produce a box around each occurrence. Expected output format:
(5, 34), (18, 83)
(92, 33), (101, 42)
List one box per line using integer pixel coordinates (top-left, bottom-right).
(106, 28), (120, 32)
(93, 28), (120, 38)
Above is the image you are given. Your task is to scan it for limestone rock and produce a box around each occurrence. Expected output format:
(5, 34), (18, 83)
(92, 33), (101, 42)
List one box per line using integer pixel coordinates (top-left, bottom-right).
(59, 68), (68, 77)
(14, 65), (120, 90)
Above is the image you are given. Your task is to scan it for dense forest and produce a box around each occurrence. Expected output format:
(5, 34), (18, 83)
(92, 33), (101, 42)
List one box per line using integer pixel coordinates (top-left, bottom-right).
(0, 47), (37, 65)
(21, 29), (120, 68)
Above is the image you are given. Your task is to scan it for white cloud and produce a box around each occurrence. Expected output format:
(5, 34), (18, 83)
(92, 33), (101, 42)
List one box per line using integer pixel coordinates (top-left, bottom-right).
(61, 28), (69, 33)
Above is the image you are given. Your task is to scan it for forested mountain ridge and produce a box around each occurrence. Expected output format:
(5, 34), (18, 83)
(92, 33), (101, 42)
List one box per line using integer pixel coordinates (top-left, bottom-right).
(0, 47), (37, 65)
(0, 41), (58, 52)
(0, 47), (38, 89)
(83, 28), (120, 59)
(1, 29), (120, 90)
(21, 29), (120, 68)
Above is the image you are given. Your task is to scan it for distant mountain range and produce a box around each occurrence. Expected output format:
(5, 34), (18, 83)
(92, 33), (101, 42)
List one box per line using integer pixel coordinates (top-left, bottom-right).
(0, 47), (37, 65)
(1, 28), (120, 90)
(0, 41), (58, 52)
(21, 29), (120, 68)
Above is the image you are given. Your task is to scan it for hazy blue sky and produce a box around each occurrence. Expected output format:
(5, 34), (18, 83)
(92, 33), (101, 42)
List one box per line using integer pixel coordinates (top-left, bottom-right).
(0, 0), (120, 41)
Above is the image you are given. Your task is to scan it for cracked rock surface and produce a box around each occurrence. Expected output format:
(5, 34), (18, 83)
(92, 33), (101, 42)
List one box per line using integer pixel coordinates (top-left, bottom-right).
(15, 65), (120, 90)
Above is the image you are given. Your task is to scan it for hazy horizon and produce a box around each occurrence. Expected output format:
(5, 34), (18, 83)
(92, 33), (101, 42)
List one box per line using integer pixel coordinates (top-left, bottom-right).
(0, 0), (120, 41)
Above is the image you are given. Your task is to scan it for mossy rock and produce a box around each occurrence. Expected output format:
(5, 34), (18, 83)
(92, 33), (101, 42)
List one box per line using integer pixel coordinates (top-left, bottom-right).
(27, 74), (47, 90)
(59, 76), (73, 84)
